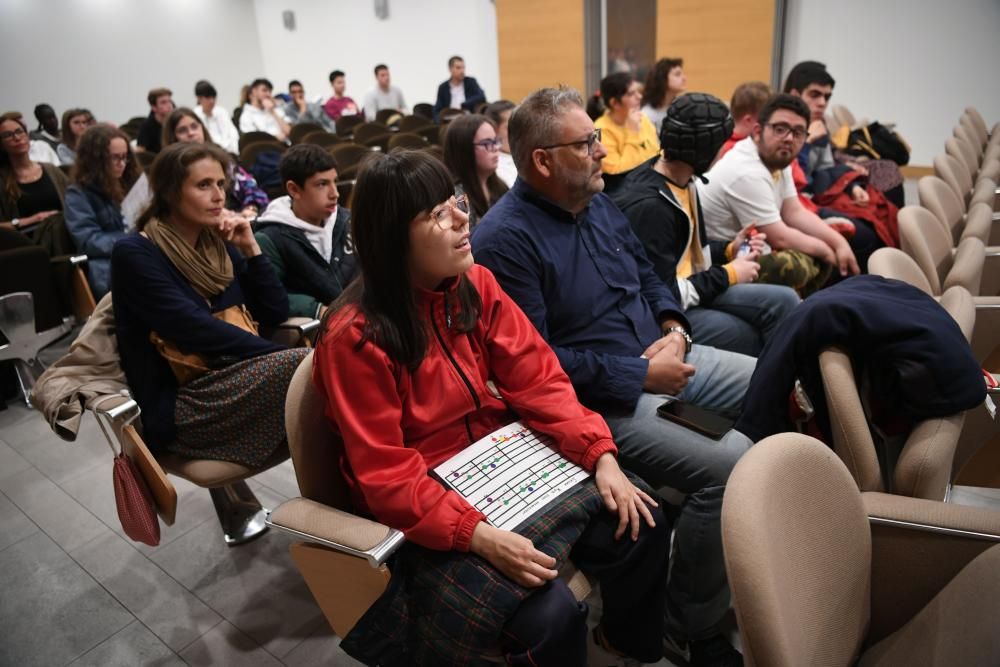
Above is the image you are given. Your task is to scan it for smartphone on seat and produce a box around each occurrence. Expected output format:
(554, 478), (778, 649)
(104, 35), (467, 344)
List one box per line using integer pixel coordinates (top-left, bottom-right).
(656, 400), (734, 440)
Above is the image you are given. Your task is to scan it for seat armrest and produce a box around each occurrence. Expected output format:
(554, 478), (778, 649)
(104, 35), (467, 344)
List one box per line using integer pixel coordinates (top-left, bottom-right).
(269, 317), (321, 347)
(863, 491), (1000, 643)
(266, 497), (405, 567)
(50, 254), (88, 265)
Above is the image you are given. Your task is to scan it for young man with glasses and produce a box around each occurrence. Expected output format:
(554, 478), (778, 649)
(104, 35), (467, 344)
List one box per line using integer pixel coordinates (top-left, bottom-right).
(472, 86), (753, 667)
(700, 94), (859, 294)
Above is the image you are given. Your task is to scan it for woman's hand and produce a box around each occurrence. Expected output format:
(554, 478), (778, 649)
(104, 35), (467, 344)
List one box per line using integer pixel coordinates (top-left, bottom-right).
(470, 522), (558, 587)
(851, 185), (870, 206)
(728, 257), (761, 283)
(218, 210), (261, 257)
(626, 108), (643, 134)
(594, 453), (658, 540)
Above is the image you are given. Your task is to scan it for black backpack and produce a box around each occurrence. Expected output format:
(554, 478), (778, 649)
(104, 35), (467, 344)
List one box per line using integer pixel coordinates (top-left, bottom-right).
(845, 122), (910, 166)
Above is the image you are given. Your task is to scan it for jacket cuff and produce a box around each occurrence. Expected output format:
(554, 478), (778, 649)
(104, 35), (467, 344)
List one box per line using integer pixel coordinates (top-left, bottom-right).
(453, 508), (488, 552)
(724, 263), (738, 285)
(580, 438), (618, 472)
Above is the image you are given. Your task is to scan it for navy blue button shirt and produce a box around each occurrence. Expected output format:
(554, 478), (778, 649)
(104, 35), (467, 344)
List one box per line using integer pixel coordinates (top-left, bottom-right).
(472, 179), (688, 410)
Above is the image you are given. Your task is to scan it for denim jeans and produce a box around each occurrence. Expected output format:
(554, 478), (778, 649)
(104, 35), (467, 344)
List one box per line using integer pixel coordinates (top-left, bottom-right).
(601, 344), (755, 640)
(686, 283), (801, 357)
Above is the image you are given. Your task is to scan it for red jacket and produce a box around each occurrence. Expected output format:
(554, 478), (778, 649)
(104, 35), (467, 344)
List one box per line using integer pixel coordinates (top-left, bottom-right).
(313, 265), (617, 552)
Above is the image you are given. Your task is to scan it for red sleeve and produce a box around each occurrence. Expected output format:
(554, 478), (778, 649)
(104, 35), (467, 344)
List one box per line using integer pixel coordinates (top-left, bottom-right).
(313, 313), (486, 551)
(472, 266), (618, 471)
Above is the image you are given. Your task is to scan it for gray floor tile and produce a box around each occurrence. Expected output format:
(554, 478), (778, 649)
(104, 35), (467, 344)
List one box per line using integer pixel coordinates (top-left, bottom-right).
(0, 438), (33, 481)
(69, 620), (184, 667)
(280, 622), (364, 667)
(0, 531), (134, 667)
(0, 401), (38, 431)
(0, 405), (65, 454)
(0, 466), (112, 552)
(251, 459), (300, 501)
(150, 487), (322, 658)
(61, 461), (217, 554)
(178, 620), (283, 667)
(71, 531), (222, 651)
(0, 490), (38, 552)
(16, 411), (111, 485)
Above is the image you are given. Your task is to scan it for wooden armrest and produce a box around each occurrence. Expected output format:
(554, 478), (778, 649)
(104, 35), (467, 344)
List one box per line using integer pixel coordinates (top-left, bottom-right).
(267, 497), (405, 567)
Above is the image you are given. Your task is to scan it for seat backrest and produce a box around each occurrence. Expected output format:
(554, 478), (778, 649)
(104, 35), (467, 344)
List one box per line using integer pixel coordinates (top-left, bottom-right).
(918, 176), (965, 243)
(722, 433), (871, 667)
(831, 104), (857, 129)
(960, 113), (987, 148)
(945, 137), (978, 181)
(289, 122), (324, 144)
(897, 205), (953, 295)
(819, 348), (883, 492)
(964, 107), (990, 144)
(285, 351), (352, 509)
(894, 412), (965, 500)
(938, 285), (976, 342)
(933, 153), (972, 205)
(955, 124), (984, 159)
(867, 247), (935, 296)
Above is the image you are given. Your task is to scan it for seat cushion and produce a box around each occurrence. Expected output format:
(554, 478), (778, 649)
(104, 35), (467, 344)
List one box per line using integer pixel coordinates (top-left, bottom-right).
(860, 543), (1000, 665)
(159, 447), (288, 487)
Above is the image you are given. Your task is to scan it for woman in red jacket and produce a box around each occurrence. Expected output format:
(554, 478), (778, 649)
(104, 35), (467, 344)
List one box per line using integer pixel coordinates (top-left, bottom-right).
(313, 150), (670, 666)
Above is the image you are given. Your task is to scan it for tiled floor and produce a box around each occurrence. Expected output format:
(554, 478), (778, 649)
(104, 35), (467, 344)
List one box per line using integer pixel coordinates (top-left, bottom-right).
(3, 327), (998, 666)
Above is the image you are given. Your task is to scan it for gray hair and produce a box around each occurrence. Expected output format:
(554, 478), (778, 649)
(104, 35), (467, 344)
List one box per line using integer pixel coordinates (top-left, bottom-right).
(509, 86), (585, 174)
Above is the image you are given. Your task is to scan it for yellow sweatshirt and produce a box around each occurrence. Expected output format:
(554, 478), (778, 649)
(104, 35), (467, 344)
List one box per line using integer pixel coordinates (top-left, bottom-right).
(595, 111), (660, 175)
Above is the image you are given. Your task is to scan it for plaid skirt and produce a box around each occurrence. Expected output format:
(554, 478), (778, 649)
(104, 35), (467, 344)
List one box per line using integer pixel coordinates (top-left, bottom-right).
(170, 348), (309, 467)
(340, 478), (643, 667)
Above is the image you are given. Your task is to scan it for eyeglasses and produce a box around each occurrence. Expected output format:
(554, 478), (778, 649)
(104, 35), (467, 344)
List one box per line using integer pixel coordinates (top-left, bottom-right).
(765, 122), (808, 141)
(429, 194), (470, 230)
(109, 154), (130, 164)
(473, 138), (502, 152)
(539, 129), (602, 156)
(0, 127), (27, 141)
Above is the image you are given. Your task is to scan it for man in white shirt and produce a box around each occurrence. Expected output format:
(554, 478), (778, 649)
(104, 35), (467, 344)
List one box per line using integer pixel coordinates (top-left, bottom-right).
(700, 94), (858, 293)
(362, 64), (406, 121)
(193, 80), (240, 154)
(239, 78), (291, 142)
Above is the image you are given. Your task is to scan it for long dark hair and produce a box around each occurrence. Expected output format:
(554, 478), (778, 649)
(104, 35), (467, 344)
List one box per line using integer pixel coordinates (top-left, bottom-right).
(162, 107), (215, 150)
(320, 149), (482, 371)
(136, 142), (232, 231)
(587, 72), (635, 120)
(0, 112), (29, 202)
(60, 108), (93, 150)
(71, 124), (141, 203)
(443, 114), (508, 219)
(641, 57), (683, 109)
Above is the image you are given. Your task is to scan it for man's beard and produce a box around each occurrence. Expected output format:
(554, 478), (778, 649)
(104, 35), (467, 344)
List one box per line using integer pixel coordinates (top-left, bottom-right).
(759, 149), (794, 172)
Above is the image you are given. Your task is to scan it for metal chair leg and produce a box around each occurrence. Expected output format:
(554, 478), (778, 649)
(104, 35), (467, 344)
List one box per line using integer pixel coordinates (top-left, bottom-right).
(209, 481), (270, 546)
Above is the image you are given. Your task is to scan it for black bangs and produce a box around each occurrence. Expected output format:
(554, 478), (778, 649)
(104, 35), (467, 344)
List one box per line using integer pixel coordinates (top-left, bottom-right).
(392, 149), (456, 220)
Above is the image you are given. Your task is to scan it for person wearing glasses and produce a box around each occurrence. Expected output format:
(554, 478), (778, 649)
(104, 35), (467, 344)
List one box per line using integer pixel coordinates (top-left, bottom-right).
(314, 148), (669, 666)
(589, 72), (660, 195)
(442, 114), (509, 229)
(64, 124), (141, 298)
(700, 94), (860, 295)
(473, 87), (755, 666)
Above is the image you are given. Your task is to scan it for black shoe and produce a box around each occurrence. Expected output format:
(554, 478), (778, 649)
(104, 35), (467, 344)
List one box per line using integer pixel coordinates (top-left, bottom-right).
(664, 632), (743, 667)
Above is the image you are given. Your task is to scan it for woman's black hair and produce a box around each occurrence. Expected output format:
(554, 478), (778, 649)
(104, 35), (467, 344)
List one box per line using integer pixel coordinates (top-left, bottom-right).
(442, 114), (508, 220)
(320, 149), (482, 370)
(586, 72), (636, 120)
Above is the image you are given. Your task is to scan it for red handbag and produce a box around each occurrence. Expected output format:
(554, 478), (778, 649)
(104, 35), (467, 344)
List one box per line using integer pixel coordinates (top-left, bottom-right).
(112, 451), (161, 546)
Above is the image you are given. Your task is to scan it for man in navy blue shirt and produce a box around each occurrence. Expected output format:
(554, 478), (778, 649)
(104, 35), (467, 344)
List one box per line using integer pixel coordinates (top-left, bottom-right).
(472, 87), (753, 666)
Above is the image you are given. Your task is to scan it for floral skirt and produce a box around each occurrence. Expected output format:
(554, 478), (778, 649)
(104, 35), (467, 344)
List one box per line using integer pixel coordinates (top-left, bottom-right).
(170, 348), (310, 467)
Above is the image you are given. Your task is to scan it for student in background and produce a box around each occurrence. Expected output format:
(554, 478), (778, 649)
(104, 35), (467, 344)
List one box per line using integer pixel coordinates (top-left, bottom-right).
(57, 108), (95, 165)
(432, 55), (487, 121)
(322, 70), (360, 122)
(193, 80), (240, 155)
(590, 72), (659, 194)
(136, 87), (175, 154)
(283, 80), (336, 131)
(640, 57), (686, 134)
(442, 114), (508, 229)
(239, 78), (291, 141)
(485, 100), (517, 187)
(64, 124), (141, 298)
(314, 148), (668, 666)
(362, 64), (407, 121)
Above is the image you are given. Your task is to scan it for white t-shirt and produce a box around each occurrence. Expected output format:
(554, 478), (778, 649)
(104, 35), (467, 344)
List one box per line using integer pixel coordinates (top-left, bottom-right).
(195, 104), (240, 154)
(699, 136), (796, 242)
(239, 104), (288, 138)
(449, 82), (465, 109)
(496, 151), (517, 188)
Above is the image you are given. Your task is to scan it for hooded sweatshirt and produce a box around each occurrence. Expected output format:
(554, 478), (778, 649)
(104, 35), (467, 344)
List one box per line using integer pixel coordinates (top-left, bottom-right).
(254, 196), (356, 317)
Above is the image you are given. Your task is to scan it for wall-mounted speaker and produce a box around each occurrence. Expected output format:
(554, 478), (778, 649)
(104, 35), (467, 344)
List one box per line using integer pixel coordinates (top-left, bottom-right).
(374, 0), (389, 20)
(282, 10), (296, 31)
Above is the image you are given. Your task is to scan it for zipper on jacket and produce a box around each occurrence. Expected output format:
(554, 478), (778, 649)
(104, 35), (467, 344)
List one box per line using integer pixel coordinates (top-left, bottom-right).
(429, 301), (481, 439)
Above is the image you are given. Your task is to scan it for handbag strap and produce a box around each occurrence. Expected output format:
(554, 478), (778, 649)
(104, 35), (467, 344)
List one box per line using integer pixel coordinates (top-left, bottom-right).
(91, 390), (136, 458)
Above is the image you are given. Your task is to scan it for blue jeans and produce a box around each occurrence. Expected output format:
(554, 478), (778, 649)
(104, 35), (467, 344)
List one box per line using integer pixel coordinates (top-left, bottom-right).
(686, 283), (801, 357)
(600, 344), (755, 640)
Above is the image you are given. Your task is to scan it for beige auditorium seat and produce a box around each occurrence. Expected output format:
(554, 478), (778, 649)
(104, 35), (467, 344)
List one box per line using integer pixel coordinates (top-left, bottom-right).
(918, 175), (995, 246)
(960, 112), (987, 150)
(897, 205), (985, 296)
(964, 107), (997, 146)
(946, 136), (1000, 187)
(722, 433), (1000, 667)
(266, 351), (593, 640)
(933, 153), (997, 211)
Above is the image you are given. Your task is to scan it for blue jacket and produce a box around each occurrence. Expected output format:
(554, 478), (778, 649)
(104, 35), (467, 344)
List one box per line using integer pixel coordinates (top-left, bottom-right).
(433, 76), (487, 121)
(472, 179), (688, 411)
(64, 184), (127, 299)
(111, 234), (288, 449)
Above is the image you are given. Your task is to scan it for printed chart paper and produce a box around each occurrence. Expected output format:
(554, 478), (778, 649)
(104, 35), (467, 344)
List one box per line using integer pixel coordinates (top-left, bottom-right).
(433, 421), (590, 531)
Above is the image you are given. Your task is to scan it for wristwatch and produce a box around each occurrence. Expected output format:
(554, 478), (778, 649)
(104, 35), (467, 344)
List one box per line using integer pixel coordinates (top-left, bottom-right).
(10, 217), (20, 228)
(666, 325), (692, 354)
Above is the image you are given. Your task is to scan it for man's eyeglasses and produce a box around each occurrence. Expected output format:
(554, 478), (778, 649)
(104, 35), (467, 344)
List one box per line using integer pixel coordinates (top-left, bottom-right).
(429, 194), (470, 230)
(0, 127), (27, 141)
(765, 122), (808, 141)
(473, 138), (502, 152)
(539, 128), (602, 156)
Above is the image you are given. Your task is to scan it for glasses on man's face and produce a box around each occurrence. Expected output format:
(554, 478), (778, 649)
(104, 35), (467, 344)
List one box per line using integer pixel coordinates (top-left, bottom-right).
(765, 122), (808, 142)
(473, 138), (502, 152)
(0, 127), (27, 142)
(109, 153), (130, 165)
(429, 194), (470, 230)
(539, 128), (602, 157)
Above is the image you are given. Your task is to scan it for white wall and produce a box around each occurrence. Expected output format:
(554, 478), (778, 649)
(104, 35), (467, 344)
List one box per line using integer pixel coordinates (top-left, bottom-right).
(251, 0), (500, 109)
(0, 0), (265, 126)
(782, 0), (1000, 166)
